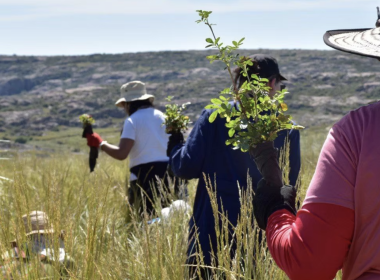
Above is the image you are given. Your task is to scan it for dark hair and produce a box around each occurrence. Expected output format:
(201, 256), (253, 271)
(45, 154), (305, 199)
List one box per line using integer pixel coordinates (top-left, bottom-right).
(233, 60), (281, 90)
(128, 99), (154, 116)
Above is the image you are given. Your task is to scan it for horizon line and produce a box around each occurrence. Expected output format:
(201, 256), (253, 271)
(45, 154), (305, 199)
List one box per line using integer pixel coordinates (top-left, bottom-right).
(0, 47), (335, 57)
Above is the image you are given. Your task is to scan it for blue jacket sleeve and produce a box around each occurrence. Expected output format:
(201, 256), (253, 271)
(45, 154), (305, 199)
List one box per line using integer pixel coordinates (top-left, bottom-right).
(169, 110), (213, 180)
(288, 129), (301, 187)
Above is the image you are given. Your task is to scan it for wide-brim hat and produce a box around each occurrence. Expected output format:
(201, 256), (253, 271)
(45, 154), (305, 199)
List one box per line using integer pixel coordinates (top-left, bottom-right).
(10, 211), (57, 247)
(115, 81), (155, 108)
(324, 27), (380, 59)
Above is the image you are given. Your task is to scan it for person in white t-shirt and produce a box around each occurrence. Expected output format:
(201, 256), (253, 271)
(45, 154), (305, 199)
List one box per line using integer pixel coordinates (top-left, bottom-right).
(86, 81), (177, 215)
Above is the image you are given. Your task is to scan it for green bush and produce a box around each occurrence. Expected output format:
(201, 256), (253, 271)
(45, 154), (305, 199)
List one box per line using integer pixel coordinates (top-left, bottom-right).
(14, 137), (27, 144)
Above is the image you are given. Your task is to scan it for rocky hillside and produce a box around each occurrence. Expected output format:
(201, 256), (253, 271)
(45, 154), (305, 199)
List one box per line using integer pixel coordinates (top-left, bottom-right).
(1, 50), (380, 141)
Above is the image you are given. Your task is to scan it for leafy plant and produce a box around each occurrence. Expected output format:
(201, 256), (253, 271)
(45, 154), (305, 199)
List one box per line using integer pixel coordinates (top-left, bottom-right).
(79, 114), (95, 128)
(196, 10), (304, 152)
(163, 96), (191, 133)
(14, 137), (27, 144)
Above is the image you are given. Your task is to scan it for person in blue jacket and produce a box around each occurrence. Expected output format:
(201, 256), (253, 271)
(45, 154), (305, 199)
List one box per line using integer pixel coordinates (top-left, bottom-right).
(167, 54), (301, 278)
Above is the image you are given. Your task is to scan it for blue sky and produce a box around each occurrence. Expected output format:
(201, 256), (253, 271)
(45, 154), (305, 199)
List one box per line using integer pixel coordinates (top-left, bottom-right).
(0, 0), (378, 55)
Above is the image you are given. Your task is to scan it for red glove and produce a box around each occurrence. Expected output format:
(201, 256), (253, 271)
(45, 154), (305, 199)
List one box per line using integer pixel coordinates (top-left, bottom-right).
(86, 132), (103, 148)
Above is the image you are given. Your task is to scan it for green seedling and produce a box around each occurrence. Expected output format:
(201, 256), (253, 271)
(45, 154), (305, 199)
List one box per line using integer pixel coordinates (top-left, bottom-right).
(163, 96), (192, 134)
(79, 114), (95, 128)
(79, 114), (98, 172)
(196, 10), (304, 152)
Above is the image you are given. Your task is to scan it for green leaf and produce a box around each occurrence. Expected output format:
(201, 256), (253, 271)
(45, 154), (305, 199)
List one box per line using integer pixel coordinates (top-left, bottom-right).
(221, 88), (230, 94)
(211, 98), (223, 105)
(205, 104), (220, 109)
(280, 123), (293, 129)
(292, 125), (305, 130)
(278, 114), (290, 122)
(280, 103), (288, 111)
(251, 74), (259, 80)
(205, 44), (213, 48)
(225, 120), (235, 128)
(209, 110), (218, 123)
(206, 55), (218, 63)
(228, 128), (235, 137)
(225, 139), (234, 145)
(206, 38), (213, 44)
(240, 142), (249, 152)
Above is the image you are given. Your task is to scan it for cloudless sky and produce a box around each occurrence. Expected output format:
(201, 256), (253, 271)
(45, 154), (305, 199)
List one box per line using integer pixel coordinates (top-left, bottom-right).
(0, 0), (378, 55)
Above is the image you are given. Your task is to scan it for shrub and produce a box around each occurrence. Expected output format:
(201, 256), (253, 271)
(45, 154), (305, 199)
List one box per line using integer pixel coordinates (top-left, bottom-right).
(14, 137), (27, 144)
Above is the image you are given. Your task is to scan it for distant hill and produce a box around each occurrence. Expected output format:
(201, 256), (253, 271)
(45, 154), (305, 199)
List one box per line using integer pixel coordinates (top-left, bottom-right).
(1, 49), (380, 142)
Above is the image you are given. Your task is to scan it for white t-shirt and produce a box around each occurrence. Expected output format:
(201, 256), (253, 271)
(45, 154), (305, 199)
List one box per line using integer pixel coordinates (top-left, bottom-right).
(121, 107), (169, 180)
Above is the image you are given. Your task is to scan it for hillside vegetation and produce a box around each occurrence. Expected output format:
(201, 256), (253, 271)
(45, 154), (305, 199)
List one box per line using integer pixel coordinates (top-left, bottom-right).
(1, 49), (380, 151)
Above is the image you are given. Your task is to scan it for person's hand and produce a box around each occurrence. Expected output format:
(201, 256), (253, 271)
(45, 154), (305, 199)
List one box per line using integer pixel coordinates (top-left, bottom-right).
(167, 132), (184, 157)
(86, 132), (103, 148)
(249, 141), (283, 188)
(253, 179), (297, 230)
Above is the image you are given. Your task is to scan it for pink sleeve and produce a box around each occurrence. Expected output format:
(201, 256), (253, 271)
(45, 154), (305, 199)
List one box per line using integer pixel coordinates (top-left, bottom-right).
(266, 203), (354, 280)
(303, 124), (357, 210)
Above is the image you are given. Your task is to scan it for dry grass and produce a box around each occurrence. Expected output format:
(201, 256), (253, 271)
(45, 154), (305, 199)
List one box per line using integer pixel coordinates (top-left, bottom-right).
(0, 126), (342, 279)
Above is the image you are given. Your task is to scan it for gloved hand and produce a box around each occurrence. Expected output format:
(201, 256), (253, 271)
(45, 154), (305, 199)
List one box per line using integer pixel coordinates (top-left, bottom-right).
(249, 141), (283, 188)
(253, 179), (297, 230)
(250, 141), (296, 230)
(167, 132), (184, 157)
(86, 132), (103, 148)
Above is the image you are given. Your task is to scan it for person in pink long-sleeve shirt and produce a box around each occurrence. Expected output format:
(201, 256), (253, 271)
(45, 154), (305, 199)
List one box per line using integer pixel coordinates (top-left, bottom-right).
(252, 11), (380, 280)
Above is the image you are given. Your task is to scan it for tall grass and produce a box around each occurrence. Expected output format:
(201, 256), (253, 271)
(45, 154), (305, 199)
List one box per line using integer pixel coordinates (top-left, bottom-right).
(0, 126), (341, 280)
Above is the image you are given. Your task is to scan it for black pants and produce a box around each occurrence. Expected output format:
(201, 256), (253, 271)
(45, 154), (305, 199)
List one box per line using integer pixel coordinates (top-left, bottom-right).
(128, 161), (185, 215)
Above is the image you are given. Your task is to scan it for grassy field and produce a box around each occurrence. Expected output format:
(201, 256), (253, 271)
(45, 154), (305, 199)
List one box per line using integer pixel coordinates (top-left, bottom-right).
(0, 124), (341, 280)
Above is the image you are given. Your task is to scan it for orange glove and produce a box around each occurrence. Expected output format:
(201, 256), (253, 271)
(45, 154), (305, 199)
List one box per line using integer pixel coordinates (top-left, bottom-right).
(86, 133), (103, 148)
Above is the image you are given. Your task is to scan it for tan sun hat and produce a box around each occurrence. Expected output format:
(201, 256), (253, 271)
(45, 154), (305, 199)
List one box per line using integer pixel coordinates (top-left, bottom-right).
(323, 8), (380, 59)
(22, 211), (54, 236)
(11, 211), (58, 247)
(115, 81), (155, 108)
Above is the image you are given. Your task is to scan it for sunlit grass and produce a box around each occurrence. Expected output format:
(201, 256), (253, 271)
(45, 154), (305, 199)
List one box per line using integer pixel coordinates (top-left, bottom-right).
(0, 127), (342, 280)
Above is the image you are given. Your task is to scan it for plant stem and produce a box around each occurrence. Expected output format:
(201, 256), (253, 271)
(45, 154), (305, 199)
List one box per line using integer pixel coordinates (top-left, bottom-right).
(205, 21), (253, 128)
(205, 21), (237, 90)
(243, 64), (259, 123)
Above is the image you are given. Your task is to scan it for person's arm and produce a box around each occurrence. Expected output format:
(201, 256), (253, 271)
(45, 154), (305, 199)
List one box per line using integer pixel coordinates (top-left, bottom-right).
(264, 124), (356, 279)
(169, 110), (213, 179)
(100, 116), (136, 161)
(86, 117), (136, 161)
(288, 129), (301, 187)
(267, 203), (354, 280)
(101, 138), (134, 161)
